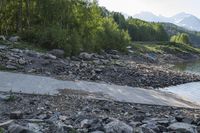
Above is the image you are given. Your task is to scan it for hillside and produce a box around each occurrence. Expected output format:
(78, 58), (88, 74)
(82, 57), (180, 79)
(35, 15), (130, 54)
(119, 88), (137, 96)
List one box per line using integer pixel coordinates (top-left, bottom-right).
(134, 12), (200, 31)
(162, 23), (200, 47)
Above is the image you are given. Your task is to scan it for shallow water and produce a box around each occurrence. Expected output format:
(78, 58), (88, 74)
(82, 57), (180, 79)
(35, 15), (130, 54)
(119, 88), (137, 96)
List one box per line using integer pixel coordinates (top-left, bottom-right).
(161, 82), (200, 105)
(173, 60), (200, 75)
(0, 71), (197, 108)
(161, 60), (200, 105)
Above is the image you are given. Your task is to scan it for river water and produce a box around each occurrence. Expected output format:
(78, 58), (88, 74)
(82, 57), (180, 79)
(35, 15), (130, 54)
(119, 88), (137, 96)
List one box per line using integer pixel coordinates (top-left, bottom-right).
(173, 60), (200, 75)
(161, 60), (200, 105)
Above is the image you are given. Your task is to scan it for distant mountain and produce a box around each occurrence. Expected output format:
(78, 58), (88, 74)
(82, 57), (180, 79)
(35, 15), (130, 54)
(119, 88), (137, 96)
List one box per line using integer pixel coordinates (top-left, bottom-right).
(133, 12), (200, 31)
(134, 12), (162, 22)
(177, 15), (200, 31)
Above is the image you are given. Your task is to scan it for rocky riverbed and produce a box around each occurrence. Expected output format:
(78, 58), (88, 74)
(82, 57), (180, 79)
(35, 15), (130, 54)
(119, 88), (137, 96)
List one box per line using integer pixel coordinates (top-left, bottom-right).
(1, 41), (200, 133)
(0, 45), (200, 88)
(0, 91), (200, 133)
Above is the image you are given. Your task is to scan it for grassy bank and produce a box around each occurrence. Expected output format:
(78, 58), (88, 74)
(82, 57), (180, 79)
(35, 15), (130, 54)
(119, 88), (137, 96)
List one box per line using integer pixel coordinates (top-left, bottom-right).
(1, 40), (200, 58)
(132, 42), (200, 55)
(0, 40), (46, 53)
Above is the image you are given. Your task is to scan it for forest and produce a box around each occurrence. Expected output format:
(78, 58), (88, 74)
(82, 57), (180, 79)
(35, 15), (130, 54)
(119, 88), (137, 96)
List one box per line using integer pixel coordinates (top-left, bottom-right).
(0, 0), (181, 56)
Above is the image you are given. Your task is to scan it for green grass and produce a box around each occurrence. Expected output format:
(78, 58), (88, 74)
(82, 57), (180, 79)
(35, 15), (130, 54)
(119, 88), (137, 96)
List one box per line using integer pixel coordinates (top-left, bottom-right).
(132, 42), (200, 55)
(11, 41), (46, 53)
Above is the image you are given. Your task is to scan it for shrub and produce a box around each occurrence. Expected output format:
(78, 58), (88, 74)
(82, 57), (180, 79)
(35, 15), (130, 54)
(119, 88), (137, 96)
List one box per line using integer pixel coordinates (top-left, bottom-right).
(21, 26), (73, 56)
(96, 18), (131, 52)
(170, 33), (190, 44)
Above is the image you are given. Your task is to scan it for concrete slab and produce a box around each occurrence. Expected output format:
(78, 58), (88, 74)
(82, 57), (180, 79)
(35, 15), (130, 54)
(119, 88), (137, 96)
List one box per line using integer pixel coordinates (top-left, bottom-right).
(0, 71), (199, 108)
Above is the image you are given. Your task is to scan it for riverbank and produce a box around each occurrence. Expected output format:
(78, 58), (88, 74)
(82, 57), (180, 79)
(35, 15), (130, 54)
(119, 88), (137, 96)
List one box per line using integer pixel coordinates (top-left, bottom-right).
(1, 71), (198, 108)
(1, 41), (200, 132)
(1, 41), (200, 88)
(0, 91), (200, 133)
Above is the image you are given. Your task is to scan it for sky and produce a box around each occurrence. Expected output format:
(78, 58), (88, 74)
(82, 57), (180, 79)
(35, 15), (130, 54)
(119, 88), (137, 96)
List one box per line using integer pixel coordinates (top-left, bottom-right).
(98, 0), (200, 18)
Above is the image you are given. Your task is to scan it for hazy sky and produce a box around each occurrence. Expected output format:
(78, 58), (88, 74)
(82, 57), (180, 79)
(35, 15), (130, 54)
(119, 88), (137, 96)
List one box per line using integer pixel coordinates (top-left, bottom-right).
(98, 0), (200, 18)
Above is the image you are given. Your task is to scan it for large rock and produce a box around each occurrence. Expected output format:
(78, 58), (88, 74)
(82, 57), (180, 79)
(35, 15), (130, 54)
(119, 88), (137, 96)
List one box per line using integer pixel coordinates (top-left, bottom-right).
(79, 52), (94, 60)
(9, 36), (20, 42)
(80, 118), (103, 131)
(0, 45), (7, 49)
(0, 94), (10, 101)
(168, 122), (198, 133)
(104, 120), (133, 133)
(27, 123), (41, 133)
(0, 35), (6, 41)
(0, 120), (14, 129)
(10, 111), (23, 119)
(91, 131), (104, 133)
(18, 58), (26, 65)
(140, 123), (160, 132)
(8, 124), (36, 133)
(43, 54), (57, 60)
(6, 64), (17, 70)
(138, 126), (156, 133)
(55, 122), (75, 133)
(49, 49), (65, 58)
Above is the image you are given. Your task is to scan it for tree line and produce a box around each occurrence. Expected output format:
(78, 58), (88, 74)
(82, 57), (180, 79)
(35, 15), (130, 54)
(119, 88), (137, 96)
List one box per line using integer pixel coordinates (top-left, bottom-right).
(0, 0), (169, 56)
(110, 12), (169, 41)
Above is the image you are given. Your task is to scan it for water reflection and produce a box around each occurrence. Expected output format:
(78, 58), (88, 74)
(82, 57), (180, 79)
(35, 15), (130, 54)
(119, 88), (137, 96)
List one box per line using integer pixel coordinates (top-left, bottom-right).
(173, 60), (200, 75)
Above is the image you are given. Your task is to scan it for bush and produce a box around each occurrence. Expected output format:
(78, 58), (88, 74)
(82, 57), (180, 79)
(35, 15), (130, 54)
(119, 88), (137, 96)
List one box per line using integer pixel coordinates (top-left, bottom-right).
(21, 21), (131, 56)
(170, 33), (190, 44)
(20, 28), (39, 43)
(21, 26), (73, 56)
(96, 18), (131, 52)
(20, 19), (132, 56)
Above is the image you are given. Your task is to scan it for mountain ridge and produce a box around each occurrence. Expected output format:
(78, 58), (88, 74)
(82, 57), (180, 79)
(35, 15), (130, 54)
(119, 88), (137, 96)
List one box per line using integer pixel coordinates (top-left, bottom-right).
(133, 12), (200, 31)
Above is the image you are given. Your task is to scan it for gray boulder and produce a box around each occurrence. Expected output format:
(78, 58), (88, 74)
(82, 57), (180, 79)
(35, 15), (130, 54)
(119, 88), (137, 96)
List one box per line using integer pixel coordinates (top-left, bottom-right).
(27, 123), (41, 133)
(104, 120), (133, 133)
(0, 120), (14, 129)
(43, 54), (57, 60)
(8, 124), (36, 133)
(18, 58), (26, 65)
(10, 111), (23, 119)
(168, 122), (198, 133)
(6, 64), (17, 70)
(9, 36), (20, 42)
(55, 122), (74, 133)
(0, 45), (7, 49)
(0, 35), (6, 41)
(140, 123), (160, 132)
(0, 94), (10, 101)
(91, 131), (104, 133)
(49, 49), (65, 58)
(138, 126), (156, 133)
(79, 52), (94, 60)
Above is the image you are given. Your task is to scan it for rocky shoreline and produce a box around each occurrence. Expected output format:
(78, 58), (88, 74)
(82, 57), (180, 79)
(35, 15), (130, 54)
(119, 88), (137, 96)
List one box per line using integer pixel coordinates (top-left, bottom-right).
(1, 42), (200, 133)
(0, 91), (200, 133)
(1, 45), (200, 89)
